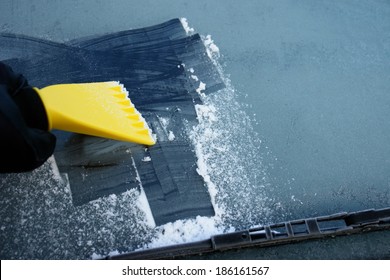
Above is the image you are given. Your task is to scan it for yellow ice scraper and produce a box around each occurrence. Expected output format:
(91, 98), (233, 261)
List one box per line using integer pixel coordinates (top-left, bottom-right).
(35, 81), (155, 145)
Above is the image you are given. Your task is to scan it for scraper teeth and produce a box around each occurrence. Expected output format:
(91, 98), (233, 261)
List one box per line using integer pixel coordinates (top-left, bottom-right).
(113, 93), (127, 99)
(123, 107), (136, 114)
(118, 100), (131, 106)
(136, 128), (149, 135)
(131, 121), (145, 128)
(111, 85), (123, 92)
(105, 82), (154, 144)
(127, 114), (140, 120)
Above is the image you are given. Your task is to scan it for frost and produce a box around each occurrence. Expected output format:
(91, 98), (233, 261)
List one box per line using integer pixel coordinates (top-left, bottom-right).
(146, 216), (225, 248)
(191, 75), (199, 81)
(136, 187), (156, 228)
(168, 131), (175, 141)
(203, 35), (220, 59)
(142, 156), (151, 162)
(188, 42), (274, 230)
(91, 253), (103, 260)
(195, 104), (218, 123)
(196, 81), (206, 95)
(158, 116), (169, 129)
(180, 18), (195, 34)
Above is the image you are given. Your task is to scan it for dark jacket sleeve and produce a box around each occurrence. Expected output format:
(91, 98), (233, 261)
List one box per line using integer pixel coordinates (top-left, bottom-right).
(0, 62), (56, 173)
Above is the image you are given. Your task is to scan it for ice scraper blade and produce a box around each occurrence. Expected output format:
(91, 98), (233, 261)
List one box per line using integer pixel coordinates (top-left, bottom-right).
(36, 81), (155, 145)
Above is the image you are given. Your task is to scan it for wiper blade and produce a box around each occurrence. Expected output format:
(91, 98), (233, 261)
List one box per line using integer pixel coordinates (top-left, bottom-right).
(106, 207), (390, 259)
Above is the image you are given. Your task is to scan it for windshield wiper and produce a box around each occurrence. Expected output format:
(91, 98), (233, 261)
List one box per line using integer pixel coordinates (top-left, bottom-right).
(106, 207), (390, 259)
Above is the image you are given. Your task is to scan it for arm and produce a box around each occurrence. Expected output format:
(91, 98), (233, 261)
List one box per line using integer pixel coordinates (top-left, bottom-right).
(0, 62), (56, 173)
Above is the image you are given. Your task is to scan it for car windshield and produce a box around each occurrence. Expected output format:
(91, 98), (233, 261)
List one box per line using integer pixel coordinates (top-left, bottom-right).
(0, 0), (389, 259)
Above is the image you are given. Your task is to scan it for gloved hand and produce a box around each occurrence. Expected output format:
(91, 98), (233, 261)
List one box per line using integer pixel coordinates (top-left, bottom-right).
(0, 61), (56, 173)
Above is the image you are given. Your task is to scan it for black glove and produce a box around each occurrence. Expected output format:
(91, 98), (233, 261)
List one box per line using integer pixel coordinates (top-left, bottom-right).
(0, 61), (56, 173)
